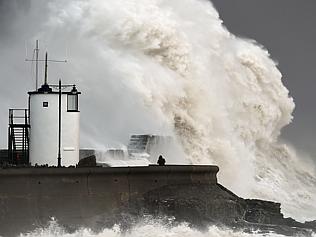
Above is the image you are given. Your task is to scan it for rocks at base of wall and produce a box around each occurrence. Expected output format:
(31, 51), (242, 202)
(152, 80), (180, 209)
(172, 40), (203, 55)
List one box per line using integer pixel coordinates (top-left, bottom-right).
(244, 199), (283, 224)
(305, 220), (316, 229)
(134, 183), (316, 236)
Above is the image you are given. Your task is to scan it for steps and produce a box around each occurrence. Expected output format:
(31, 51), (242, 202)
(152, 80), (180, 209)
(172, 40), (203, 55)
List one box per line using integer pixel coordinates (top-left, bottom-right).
(8, 109), (30, 165)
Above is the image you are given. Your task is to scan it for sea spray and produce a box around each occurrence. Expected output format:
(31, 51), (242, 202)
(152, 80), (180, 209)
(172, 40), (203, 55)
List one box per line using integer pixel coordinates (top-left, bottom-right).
(0, 0), (315, 224)
(20, 218), (306, 237)
(42, 0), (316, 221)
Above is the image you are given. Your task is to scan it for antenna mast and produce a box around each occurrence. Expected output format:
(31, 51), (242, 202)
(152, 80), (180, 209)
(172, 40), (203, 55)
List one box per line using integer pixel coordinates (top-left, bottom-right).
(26, 40), (67, 89)
(35, 40), (39, 90)
(44, 52), (48, 85)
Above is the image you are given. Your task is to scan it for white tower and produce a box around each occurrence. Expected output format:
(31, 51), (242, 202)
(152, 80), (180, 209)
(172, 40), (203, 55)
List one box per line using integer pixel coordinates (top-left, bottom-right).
(28, 83), (80, 166)
(27, 50), (80, 166)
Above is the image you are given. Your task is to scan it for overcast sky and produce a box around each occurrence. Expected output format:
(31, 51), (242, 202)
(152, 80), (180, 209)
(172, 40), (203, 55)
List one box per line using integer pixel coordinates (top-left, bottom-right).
(211, 0), (316, 156)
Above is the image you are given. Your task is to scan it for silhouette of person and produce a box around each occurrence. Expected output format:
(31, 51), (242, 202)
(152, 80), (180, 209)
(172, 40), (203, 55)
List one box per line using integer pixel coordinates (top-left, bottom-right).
(157, 155), (166, 166)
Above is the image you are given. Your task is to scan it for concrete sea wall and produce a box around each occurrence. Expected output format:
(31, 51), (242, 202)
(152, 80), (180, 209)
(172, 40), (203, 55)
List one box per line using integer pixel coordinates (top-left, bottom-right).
(0, 165), (314, 236)
(0, 165), (218, 236)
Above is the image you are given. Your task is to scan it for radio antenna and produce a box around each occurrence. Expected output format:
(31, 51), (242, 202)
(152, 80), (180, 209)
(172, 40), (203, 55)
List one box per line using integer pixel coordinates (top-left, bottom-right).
(35, 40), (39, 89)
(26, 40), (67, 90)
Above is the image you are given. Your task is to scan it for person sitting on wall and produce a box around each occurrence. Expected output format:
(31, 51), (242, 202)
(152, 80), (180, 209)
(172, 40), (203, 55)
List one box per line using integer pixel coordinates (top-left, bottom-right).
(157, 155), (166, 166)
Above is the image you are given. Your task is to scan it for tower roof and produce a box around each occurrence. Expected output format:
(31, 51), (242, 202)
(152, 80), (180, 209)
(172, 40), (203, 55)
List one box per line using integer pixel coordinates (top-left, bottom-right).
(28, 84), (81, 95)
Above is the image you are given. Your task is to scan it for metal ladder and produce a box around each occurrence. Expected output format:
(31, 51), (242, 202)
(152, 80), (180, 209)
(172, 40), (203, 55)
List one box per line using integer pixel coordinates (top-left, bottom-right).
(8, 109), (30, 165)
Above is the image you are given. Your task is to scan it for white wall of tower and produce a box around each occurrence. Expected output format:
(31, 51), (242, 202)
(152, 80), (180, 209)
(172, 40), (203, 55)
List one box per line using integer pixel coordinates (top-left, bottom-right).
(29, 93), (80, 166)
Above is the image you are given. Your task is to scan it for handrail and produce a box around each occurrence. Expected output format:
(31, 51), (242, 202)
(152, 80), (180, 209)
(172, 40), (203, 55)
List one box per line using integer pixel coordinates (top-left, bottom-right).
(8, 108), (30, 165)
(9, 109), (29, 125)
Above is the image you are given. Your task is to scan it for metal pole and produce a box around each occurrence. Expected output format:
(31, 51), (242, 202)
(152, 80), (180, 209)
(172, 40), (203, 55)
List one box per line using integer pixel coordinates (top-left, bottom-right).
(24, 109), (27, 163)
(22, 121), (25, 164)
(25, 109), (29, 164)
(44, 52), (48, 85)
(57, 79), (62, 167)
(8, 110), (11, 163)
(35, 40), (39, 90)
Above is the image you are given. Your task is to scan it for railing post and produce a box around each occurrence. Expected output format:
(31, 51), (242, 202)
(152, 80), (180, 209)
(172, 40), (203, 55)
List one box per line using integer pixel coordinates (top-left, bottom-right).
(9, 109), (12, 125)
(8, 109), (13, 163)
(8, 125), (11, 163)
(24, 109), (27, 126)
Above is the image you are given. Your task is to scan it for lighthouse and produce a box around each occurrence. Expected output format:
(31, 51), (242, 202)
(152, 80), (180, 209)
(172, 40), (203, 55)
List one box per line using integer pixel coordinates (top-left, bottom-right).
(28, 52), (81, 166)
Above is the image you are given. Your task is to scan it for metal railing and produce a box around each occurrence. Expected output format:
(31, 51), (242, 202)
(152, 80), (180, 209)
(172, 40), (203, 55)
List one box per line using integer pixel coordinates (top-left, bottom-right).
(7, 109), (30, 165)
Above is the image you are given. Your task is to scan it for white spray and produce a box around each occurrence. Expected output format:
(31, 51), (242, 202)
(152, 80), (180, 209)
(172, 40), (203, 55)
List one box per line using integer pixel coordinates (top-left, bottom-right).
(20, 219), (308, 237)
(0, 0), (315, 233)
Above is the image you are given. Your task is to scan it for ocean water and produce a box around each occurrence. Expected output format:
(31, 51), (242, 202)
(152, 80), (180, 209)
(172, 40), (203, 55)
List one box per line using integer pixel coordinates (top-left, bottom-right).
(0, 0), (315, 236)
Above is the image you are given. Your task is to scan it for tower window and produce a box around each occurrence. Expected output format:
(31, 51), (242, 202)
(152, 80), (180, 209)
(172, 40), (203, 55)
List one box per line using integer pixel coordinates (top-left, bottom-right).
(67, 94), (78, 112)
(67, 85), (79, 112)
(43, 102), (49, 107)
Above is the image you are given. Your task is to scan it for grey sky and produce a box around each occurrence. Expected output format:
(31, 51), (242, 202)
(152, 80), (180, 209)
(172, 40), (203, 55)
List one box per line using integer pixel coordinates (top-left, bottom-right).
(211, 0), (316, 156)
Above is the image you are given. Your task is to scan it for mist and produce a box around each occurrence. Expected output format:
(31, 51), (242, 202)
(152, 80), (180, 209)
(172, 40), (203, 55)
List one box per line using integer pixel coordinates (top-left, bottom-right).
(0, 0), (315, 224)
